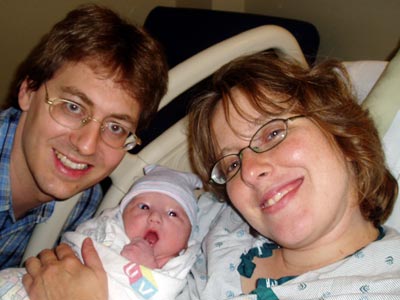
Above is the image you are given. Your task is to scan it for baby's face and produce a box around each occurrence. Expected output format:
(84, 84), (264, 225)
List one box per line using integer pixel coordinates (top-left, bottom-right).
(122, 192), (191, 266)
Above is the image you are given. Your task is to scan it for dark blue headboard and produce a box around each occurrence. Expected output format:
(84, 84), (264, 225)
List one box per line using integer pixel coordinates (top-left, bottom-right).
(144, 6), (319, 68)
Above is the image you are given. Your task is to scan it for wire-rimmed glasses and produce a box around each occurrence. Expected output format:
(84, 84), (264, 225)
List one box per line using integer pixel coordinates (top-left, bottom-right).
(210, 115), (306, 185)
(44, 83), (141, 151)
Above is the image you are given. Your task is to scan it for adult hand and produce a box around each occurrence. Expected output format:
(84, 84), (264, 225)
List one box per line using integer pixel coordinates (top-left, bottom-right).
(23, 238), (108, 300)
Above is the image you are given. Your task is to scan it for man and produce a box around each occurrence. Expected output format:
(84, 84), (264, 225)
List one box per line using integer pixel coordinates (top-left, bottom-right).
(0, 3), (168, 269)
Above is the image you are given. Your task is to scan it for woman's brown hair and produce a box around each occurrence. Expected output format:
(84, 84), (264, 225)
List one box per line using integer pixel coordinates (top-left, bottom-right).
(189, 50), (397, 226)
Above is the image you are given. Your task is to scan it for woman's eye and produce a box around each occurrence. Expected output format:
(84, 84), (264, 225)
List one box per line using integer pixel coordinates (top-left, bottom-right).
(138, 203), (149, 210)
(227, 159), (240, 174)
(221, 156), (240, 176)
(257, 126), (285, 147)
(268, 128), (284, 140)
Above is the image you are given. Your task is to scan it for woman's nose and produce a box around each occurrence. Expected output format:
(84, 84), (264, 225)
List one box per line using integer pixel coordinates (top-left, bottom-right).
(69, 121), (101, 155)
(239, 149), (270, 185)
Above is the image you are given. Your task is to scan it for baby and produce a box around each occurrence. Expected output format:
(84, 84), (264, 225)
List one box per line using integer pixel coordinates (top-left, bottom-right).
(0, 164), (203, 300)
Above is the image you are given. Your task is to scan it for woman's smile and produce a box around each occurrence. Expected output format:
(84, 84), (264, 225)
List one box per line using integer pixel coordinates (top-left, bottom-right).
(260, 177), (304, 211)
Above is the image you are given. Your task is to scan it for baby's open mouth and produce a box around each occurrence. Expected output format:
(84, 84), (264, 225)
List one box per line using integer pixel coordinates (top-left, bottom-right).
(144, 231), (159, 246)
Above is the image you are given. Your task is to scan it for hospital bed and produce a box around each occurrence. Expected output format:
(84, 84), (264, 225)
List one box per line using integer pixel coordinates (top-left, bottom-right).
(21, 24), (400, 263)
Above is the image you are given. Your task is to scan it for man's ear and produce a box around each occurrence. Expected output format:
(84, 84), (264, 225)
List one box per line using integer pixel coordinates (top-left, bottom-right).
(18, 79), (35, 111)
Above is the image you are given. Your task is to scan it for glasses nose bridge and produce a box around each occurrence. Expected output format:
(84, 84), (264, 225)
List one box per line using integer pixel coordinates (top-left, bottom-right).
(81, 115), (105, 130)
(238, 137), (261, 161)
(238, 145), (251, 161)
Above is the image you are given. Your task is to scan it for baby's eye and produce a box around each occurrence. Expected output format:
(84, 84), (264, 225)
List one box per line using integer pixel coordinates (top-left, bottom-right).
(167, 210), (177, 217)
(138, 203), (149, 210)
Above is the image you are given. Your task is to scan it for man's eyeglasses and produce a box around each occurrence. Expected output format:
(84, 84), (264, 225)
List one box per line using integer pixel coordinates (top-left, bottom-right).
(44, 83), (141, 151)
(210, 115), (306, 185)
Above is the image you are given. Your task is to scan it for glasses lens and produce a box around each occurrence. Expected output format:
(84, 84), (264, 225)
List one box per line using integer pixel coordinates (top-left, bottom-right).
(101, 120), (133, 149)
(251, 119), (287, 152)
(210, 117), (301, 184)
(49, 99), (87, 129)
(211, 154), (241, 184)
(48, 98), (140, 151)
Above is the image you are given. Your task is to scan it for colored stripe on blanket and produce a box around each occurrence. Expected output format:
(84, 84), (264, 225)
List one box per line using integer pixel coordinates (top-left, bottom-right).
(123, 262), (159, 299)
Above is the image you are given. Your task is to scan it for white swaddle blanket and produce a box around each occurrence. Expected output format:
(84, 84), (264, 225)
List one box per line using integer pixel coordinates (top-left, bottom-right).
(0, 206), (200, 300)
(62, 206), (200, 300)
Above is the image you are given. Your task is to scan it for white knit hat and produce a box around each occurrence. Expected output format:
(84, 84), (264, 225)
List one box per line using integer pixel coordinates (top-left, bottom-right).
(119, 164), (203, 228)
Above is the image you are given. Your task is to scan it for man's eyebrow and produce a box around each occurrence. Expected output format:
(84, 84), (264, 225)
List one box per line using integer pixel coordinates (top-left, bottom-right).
(108, 114), (138, 129)
(60, 86), (92, 106)
(59, 86), (138, 127)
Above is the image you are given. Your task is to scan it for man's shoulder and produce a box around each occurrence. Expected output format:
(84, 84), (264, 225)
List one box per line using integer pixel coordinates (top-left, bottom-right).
(0, 107), (21, 118)
(0, 107), (21, 129)
(71, 183), (103, 218)
(80, 183), (103, 201)
(0, 108), (21, 154)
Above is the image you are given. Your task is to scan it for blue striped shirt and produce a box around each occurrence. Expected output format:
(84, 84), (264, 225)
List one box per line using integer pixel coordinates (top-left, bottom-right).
(0, 108), (103, 269)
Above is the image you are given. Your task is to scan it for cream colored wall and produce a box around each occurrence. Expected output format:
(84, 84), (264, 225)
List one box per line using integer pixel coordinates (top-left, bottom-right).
(1, 0), (398, 104)
(0, 0), (176, 104)
(245, 0), (400, 61)
(212, 0), (245, 11)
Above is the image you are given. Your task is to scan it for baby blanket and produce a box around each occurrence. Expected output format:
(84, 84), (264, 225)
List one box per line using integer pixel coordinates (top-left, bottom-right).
(0, 206), (200, 300)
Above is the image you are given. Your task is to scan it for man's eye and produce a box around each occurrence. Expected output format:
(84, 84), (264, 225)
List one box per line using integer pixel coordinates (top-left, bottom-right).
(138, 203), (149, 210)
(105, 122), (129, 136)
(61, 100), (85, 117)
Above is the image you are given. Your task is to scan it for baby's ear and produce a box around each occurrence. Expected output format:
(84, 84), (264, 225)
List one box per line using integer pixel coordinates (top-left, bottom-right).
(18, 78), (35, 111)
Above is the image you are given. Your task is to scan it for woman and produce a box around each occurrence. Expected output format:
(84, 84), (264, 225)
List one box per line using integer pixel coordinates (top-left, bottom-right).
(187, 50), (399, 298)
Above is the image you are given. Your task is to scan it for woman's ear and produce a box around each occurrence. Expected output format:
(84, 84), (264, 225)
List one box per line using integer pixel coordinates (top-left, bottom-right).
(18, 79), (35, 111)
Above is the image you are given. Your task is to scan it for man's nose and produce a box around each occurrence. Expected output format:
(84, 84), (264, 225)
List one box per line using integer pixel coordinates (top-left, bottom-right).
(69, 120), (102, 155)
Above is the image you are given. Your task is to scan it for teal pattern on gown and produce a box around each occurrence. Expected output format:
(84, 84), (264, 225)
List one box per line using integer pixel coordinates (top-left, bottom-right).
(237, 226), (385, 300)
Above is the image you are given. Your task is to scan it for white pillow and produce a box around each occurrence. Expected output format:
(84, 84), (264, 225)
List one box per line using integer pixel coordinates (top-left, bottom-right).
(344, 60), (387, 104)
(357, 50), (400, 229)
